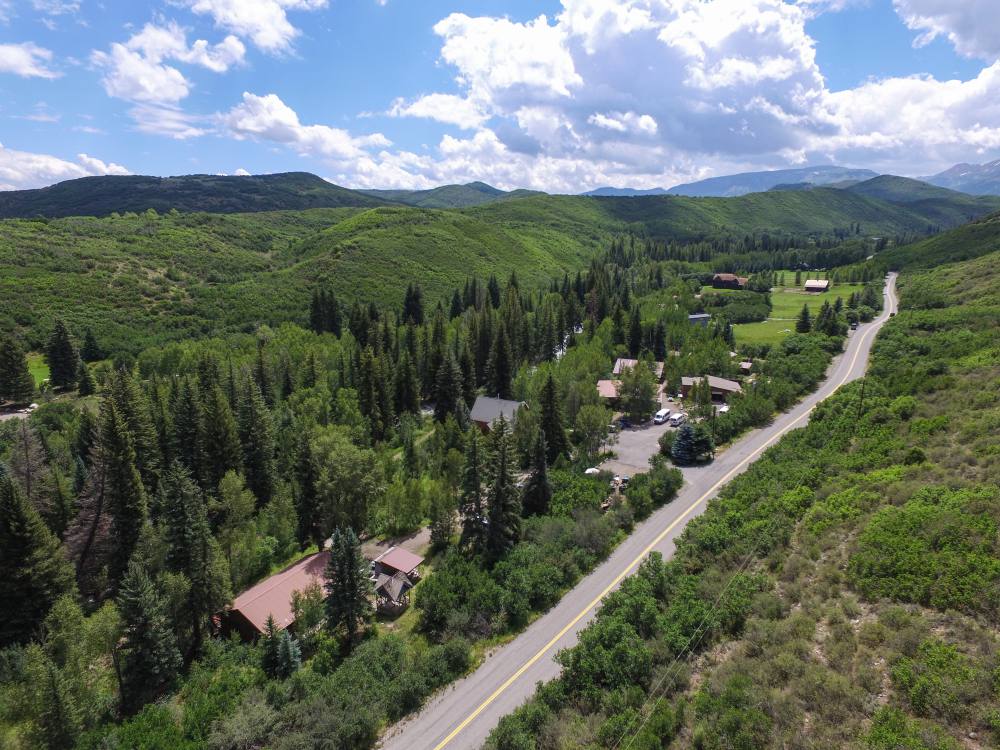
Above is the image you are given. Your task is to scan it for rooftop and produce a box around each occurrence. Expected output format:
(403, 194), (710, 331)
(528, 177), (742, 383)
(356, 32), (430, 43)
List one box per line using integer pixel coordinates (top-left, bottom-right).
(612, 358), (664, 377)
(470, 396), (524, 425)
(682, 375), (742, 393)
(229, 549), (329, 634)
(374, 546), (424, 575)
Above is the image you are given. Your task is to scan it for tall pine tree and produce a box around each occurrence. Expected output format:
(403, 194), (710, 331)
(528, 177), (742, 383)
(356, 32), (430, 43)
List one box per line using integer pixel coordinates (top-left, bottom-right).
(0, 335), (35, 404)
(521, 430), (552, 517)
(238, 380), (275, 505)
(538, 373), (570, 464)
(201, 385), (243, 492)
(485, 416), (521, 562)
(459, 428), (487, 554)
(45, 320), (78, 390)
(116, 557), (182, 715)
(0, 476), (75, 647)
(487, 325), (514, 400)
(323, 527), (372, 645)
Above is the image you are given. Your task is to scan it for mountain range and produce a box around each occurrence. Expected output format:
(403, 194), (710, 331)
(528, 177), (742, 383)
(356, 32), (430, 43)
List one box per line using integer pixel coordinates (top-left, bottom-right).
(923, 159), (1000, 196)
(585, 165), (880, 198)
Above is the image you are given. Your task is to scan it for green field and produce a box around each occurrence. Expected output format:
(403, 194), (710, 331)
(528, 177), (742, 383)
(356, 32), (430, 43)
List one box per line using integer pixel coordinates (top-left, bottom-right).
(729, 281), (865, 346)
(26, 353), (49, 386)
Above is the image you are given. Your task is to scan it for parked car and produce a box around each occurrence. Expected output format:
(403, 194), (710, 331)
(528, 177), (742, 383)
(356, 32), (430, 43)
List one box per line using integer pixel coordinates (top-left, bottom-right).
(653, 407), (671, 424)
(618, 417), (632, 429)
(717, 404), (730, 414)
(669, 412), (687, 427)
(850, 322), (859, 330)
(620, 475), (631, 488)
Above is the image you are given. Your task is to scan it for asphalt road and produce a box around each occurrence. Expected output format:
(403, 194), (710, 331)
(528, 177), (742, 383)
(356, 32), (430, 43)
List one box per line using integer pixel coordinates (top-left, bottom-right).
(379, 274), (898, 750)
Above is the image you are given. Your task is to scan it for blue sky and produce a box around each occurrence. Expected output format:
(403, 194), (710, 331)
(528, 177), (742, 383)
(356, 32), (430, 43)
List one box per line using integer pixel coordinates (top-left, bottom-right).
(1, 0), (999, 192)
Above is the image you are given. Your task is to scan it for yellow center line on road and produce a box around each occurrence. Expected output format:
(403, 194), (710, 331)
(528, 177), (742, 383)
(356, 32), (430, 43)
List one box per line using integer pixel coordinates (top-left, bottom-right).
(431, 279), (893, 750)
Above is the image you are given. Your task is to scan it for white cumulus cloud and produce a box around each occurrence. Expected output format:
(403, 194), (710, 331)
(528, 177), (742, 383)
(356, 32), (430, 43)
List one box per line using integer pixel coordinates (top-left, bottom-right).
(181, 0), (328, 53)
(0, 42), (60, 78)
(222, 92), (390, 160)
(893, 0), (1000, 61)
(389, 93), (488, 129)
(0, 143), (129, 190)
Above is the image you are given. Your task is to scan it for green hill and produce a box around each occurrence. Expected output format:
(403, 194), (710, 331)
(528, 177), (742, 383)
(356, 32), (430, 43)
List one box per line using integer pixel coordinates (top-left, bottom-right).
(844, 175), (1000, 226)
(359, 181), (543, 209)
(3, 185), (999, 355)
(881, 210), (1000, 269)
(0, 172), (389, 218)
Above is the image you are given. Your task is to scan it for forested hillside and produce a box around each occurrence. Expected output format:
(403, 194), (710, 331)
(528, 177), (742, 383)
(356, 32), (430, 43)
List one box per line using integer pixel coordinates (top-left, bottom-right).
(0, 173), (388, 219)
(488, 248), (1000, 749)
(1, 184), (986, 358)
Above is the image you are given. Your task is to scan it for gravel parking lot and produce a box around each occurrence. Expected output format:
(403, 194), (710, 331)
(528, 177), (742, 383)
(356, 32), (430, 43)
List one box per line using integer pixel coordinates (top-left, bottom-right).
(600, 418), (675, 476)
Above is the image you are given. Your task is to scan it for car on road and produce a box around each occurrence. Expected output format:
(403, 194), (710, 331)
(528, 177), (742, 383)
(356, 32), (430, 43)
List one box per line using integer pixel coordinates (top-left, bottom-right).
(669, 412), (687, 427)
(653, 407), (671, 424)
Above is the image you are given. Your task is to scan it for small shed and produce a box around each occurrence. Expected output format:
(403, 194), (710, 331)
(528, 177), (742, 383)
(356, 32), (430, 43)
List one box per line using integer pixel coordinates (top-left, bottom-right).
(739, 360), (754, 374)
(688, 313), (711, 327)
(470, 396), (525, 432)
(681, 375), (743, 402)
(804, 279), (831, 293)
(374, 571), (414, 612)
(372, 546), (424, 580)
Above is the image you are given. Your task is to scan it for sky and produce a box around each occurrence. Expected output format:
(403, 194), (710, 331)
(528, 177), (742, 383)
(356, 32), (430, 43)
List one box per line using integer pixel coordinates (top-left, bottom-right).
(1, 0), (999, 193)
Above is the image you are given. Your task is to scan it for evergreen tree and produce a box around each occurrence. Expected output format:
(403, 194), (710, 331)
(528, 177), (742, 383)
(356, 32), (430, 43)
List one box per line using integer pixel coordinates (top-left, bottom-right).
(254, 346), (274, 406)
(429, 488), (455, 550)
(116, 557), (182, 715)
(201, 385), (243, 492)
(487, 325), (514, 400)
(80, 328), (103, 362)
(171, 377), (206, 487)
(32, 657), (82, 750)
(260, 614), (281, 677)
(433, 351), (466, 425)
(459, 428), (487, 554)
(107, 369), (161, 490)
(0, 335), (35, 404)
(691, 422), (715, 461)
(238, 380), (275, 505)
(45, 320), (78, 389)
(449, 288), (464, 319)
(670, 423), (697, 465)
(485, 417), (521, 562)
(293, 430), (322, 550)
(65, 399), (149, 593)
(521, 430), (553, 517)
(275, 629), (301, 678)
(161, 463), (231, 660)
(323, 527), (373, 645)
(402, 283), (424, 325)
(627, 305), (643, 357)
(77, 360), (96, 396)
(795, 303), (812, 333)
(0, 476), (75, 647)
(394, 350), (420, 416)
(538, 373), (570, 463)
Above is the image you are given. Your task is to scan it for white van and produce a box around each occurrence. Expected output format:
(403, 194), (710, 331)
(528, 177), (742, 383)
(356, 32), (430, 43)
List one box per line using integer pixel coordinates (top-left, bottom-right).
(669, 412), (687, 427)
(653, 407), (671, 424)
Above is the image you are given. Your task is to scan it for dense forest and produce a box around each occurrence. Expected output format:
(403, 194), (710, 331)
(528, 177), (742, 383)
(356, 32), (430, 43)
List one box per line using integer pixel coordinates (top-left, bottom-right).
(487, 243), (1000, 749)
(0, 212), (888, 748)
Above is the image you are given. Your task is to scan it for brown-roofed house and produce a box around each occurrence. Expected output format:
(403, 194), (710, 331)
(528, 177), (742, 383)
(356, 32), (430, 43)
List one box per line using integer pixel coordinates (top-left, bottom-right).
(712, 273), (749, 290)
(596, 379), (620, 400)
(804, 279), (831, 293)
(374, 571), (414, 612)
(612, 358), (664, 379)
(681, 375), (743, 402)
(221, 549), (329, 640)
